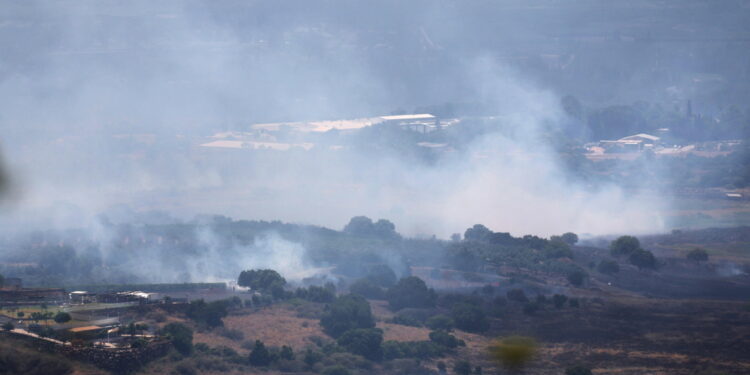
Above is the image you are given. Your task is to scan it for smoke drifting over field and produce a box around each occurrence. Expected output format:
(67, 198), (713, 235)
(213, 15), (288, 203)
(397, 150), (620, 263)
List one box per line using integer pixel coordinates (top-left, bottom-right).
(0, 0), (685, 242)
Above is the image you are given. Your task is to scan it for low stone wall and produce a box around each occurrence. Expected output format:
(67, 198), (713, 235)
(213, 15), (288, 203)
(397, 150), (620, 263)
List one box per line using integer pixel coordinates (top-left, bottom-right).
(1, 331), (171, 372)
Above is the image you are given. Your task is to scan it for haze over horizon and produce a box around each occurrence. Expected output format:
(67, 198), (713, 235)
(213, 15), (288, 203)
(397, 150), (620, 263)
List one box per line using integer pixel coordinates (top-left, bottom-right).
(1, 0), (748, 237)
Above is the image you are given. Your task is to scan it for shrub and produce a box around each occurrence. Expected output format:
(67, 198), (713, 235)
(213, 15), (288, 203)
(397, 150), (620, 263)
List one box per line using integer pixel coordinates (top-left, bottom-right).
(686, 248), (709, 263)
(304, 285), (337, 303)
(451, 303), (489, 333)
(454, 360), (472, 375)
(0, 345), (73, 375)
(238, 269), (286, 291)
(493, 296), (508, 307)
(349, 278), (385, 299)
(217, 327), (244, 341)
(545, 238), (573, 259)
(437, 361), (447, 373)
(567, 269), (588, 286)
(320, 294), (376, 338)
(130, 338), (148, 348)
(53, 312), (71, 324)
(173, 363), (197, 375)
(186, 299), (228, 328)
(365, 264), (398, 287)
(426, 314), (454, 331)
(629, 249), (657, 270)
(610, 236), (641, 257)
(321, 352), (372, 370)
(337, 328), (383, 361)
(391, 314), (422, 327)
(481, 284), (495, 296)
(522, 302), (540, 315)
(382, 341), (407, 360)
(2, 322), (14, 331)
(304, 349), (324, 367)
(280, 345), (295, 360)
(162, 323), (193, 356)
(386, 277), (436, 310)
(386, 358), (433, 375)
(561, 232), (579, 245)
(322, 365), (351, 375)
(552, 294), (568, 309)
(382, 340), (446, 360)
(248, 340), (272, 366)
(506, 288), (528, 303)
(428, 330), (465, 349)
(464, 224), (492, 242)
(569, 298), (580, 308)
(597, 260), (620, 275)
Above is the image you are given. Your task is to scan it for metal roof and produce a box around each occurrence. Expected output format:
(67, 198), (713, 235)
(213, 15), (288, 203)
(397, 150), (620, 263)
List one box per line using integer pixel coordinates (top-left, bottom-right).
(380, 114), (435, 121)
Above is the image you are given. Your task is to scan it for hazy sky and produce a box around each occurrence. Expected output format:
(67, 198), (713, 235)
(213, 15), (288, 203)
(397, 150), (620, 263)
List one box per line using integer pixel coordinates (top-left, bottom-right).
(2, 0), (745, 237)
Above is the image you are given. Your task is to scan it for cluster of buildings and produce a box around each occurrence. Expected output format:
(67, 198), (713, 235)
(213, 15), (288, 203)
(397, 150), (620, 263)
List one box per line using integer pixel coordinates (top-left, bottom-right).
(199, 113), (444, 151)
(0, 278), (66, 304)
(587, 131), (743, 160)
(68, 290), (161, 304)
(0, 278), (161, 306)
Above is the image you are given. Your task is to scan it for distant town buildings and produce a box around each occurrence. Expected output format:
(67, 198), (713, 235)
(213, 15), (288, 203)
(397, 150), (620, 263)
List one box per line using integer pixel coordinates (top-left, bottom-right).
(199, 113), (444, 150)
(598, 133), (661, 152)
(587, 131), (742, 160)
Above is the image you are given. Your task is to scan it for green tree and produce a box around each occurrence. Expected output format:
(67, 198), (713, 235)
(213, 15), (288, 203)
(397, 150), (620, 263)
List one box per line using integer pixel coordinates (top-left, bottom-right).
(280, 345), (295, 360)
(464, 224), (492, 242)
(386, 276), (436, 310)
(437, 361), (447, 373)
(365, 264), (398, 287)
(629, 249), (657, 270)
(320, 294), (376, 338)
(686, 248), (709, 263)
(336, 328), (383, 361)
(506, 289), (528, 303)
(343, 216), (374, 236)
(2, 322), (13, 331)
(429, 330), (465, 349)
(303, 349), (323, 367)
(561, 232), (579, 245)
(349, 278), (384, 299)
(454, 360), (472, 375)
(451, 303), (489, 333)
(186, 299), (228, 327)
(237, 269), (286, 291)
(545, 238), (573, 259)
(163, 322), (193, 355)
(54, 312), (72, 324)
(597, 260), (620, 275)
(610, 236), (641, 257)
(248, 340), (272, 366)
(567, 269), (588, 287)
(552, 294), (568, 309)
(426, 314), (454, 331)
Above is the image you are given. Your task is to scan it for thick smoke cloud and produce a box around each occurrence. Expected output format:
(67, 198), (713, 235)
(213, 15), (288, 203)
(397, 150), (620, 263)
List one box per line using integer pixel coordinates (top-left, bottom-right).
(0, 0), (670, 241)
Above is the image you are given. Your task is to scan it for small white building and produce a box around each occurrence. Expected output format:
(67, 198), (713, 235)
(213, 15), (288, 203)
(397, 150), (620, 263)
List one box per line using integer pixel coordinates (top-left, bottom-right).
(380, 114), (439, 133)
(619, 133), (661, 144)
(117, 291), (161, 301)
(69, 291), (96, 304)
